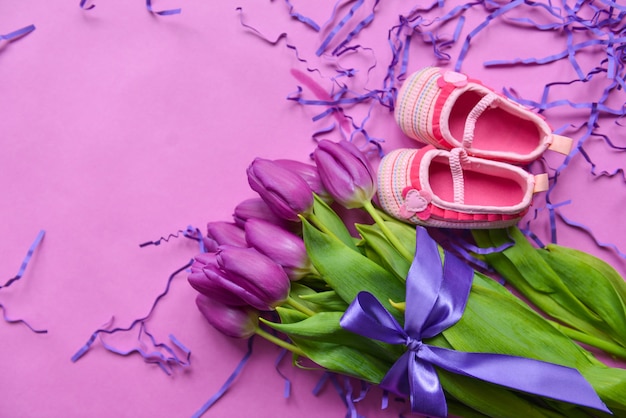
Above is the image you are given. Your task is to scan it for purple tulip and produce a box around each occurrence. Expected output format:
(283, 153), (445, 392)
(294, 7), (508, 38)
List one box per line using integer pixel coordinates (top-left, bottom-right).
(273, 159), (331, 202)
(215, 245), (290, 310)
(313, 140), (376, 209)
(232, 198), (296, 231)
(245, 218), (313, 281)
(247, 158), (314, 221)
(188, 253), (250, 307)
(188, 246), (290, 311)
(195, 294), (258, 339)
(203, 221), (247, 252)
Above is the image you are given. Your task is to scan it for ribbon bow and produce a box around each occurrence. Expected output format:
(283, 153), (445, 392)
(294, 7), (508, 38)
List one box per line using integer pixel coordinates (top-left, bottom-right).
(340, 227), (610, 417)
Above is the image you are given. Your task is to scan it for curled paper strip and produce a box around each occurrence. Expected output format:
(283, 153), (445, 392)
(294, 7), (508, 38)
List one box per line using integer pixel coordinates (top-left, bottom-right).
(192, 337), (255, 418)
(0, 24), (36, 49)
(1, 230), (47, 333)
(340, 227), (611, 418)
(138, 225), (205, 253)
(0, 303), (47, 334)
(96, 320), (190, 375)
(1, 230), (45, 289)
(71, 260), (193, 366)
(146, 0), (181, 16)
(79, 0), (95, 10)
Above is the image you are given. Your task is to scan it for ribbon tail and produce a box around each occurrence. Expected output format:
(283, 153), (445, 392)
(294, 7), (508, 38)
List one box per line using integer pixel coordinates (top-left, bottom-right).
(408, 352), (447, 418)
(379, 351), (411, 397)
(423, 345), (611, 414)
(380, 352), (447, 418)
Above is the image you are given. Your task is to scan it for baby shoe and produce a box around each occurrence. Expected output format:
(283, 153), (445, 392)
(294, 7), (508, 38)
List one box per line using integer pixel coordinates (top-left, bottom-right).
(394, 67), (572, 165)
(377, 146), (548, 229)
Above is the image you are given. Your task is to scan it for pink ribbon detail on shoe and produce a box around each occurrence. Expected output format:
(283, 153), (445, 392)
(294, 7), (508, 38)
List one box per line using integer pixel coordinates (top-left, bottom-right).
(462, 92), (499, 150)
(449, 148), (470, 204)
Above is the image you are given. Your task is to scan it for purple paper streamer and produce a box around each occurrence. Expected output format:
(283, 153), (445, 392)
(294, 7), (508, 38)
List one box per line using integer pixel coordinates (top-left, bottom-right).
(71, 259), (193, 363)
(311, 122), (338, 140)
(578, 145), (626, 182)
(0, 303), (47, 334)
(146, 0), (181, 16)
(191, 337), (255, 418)
(316, 0), (365, 56)
(0, 231), (45, 330)
(274, 348), (292, 398)
(139, 225), (205, 253)
(143, 324), (191, 368)
(97, 321), (190, 375)
(352, 380), (370, 402)
(427, 228), (512, 275)
(342, 376), (358, 418)
(283, 0), (321, 31)
(236, 7), (288, 45)
(1, 230), (45, 290)
(312, 371), (331, 396)
(0, 24), (36, 46)
(455, 0), (525, 72)
(380, 389), (389, 409)
(331, 0), (380, 56)
(555, 208), (626, 260)
(79, 0), (95, 10)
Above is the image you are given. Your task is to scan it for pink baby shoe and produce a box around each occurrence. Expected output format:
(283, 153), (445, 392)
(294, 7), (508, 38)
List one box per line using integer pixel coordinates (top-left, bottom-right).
(377, 146), (548, 229)
(394, 67), (572, 165)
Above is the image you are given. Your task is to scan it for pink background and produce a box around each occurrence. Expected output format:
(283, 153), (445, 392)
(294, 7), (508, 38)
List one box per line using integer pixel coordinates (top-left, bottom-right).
(1, 1), (625, 417)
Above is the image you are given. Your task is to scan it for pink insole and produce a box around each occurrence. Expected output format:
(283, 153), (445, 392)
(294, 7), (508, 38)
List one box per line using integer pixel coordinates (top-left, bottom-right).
(428, 158), (524, 206)
(449, 91), (540, 155)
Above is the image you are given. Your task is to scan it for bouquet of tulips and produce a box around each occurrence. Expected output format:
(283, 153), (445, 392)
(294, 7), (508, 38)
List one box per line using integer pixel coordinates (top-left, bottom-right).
(188, 139), (626, 418)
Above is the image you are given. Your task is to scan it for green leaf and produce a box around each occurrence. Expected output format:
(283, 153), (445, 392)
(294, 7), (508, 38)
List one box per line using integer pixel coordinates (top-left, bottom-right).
(540, 244), (626, 348)
(270, 309), (402, 362)
(356, 222), (412, 281)
(298, 290), (348, 311)
(302, 216), (406, 317)
(440, 280), (626, 417)
(289, 337), (390, 383)
(288, 282), (323, 313)
(310, 193), (357, 250)
(438, 369), (573, 418)
(264, 309), (400, 383)
(446, 280), (598, 369)
(473, 228), (612, 343)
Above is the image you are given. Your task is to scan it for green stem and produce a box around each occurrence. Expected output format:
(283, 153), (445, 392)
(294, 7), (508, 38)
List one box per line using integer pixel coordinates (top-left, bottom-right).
(374, 207), (396, 222)
(255, 327), (306, 357)
(549, 320), (626, 361)
(307, 213), (340, 239)
(363, 201), (414, 261)
(285, 296), (316, 317)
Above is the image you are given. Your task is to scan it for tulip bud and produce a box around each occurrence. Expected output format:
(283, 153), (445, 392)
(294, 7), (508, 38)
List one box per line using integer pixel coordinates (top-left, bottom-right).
(245, 218), (313, 281)
(215, 245), (290, 310)
(246, 158), (314, 221)
(188, 253), (250, 307)
(203, 221), (247, 252)
(195, 294), (259, 339)
(313, 140), (376, 209)
(273, 159), (332, 202)
(232, 198), (297, 231)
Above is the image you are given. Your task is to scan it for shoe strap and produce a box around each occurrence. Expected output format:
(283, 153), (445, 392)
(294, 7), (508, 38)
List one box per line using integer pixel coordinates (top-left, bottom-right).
(548, 134), (573, 155)
(449, 148), (470, 204)
(462, 92), (499, 149)
(533, 173), (549, 193)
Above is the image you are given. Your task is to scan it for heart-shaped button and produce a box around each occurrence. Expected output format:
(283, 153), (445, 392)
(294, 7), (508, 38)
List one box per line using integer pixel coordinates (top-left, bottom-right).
(405, 189), (430, 212)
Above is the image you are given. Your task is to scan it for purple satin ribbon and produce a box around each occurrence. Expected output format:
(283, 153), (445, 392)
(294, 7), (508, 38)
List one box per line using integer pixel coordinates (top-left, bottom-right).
(340, 226), (611, 418)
